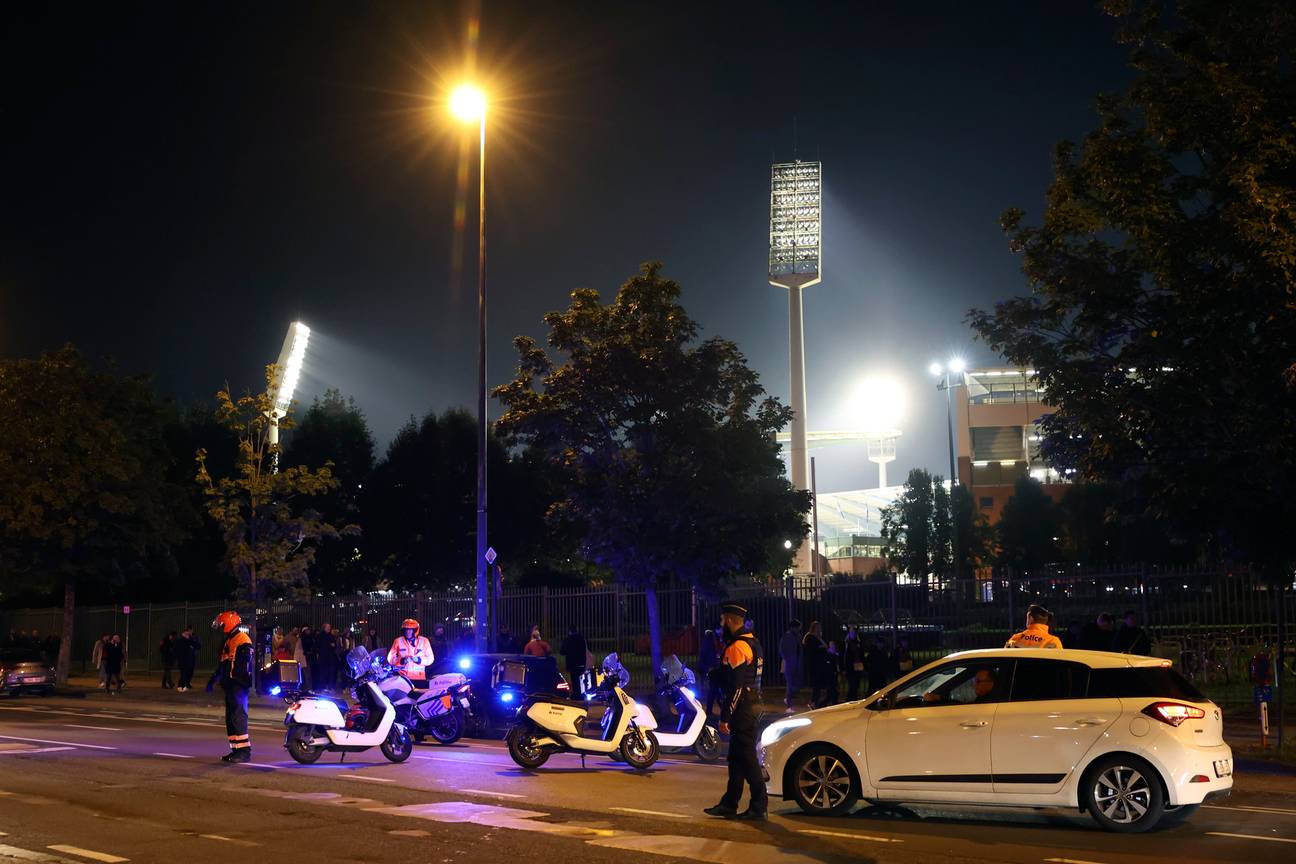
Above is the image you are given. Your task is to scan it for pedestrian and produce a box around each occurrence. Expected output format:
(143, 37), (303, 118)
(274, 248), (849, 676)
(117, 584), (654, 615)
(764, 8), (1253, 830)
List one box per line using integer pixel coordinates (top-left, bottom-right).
(92, 634), (109, 689)
(893, 636), (914, 678)
(823, 640), (841, 705)
(270, 626), (286, 660)
(455, 627), (476, 656)
(206, 611), (253, 763)
(175, 627), (200, 691)
(362, 627), (381, 653)
(292, 626), (308, 681)
(274, 627), (294, 661)
(159, 631), (177, 689)
(387, 618), (434, 688)
(429, 624), (448, 659)
(779, 619), (803, 711)
(1078, 612), (1116, 652)
(497, 625), (520, 654)
(703, 602), (766, 821)
(1114, 610), (1151, 655)
(843, 628), (864, 701)
(103, 634), (125, 694)
(866, 637), (891, 695)
(559, 625), (588, 693)
(523, 627), (552, 657)
(1006, 604), (1064, 649)
(802, 621), (828, 708)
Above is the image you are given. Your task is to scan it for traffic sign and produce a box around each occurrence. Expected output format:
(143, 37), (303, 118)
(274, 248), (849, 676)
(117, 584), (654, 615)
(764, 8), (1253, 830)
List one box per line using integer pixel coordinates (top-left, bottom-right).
(122, 605), (131, 615)
(484, 547), (497, 565)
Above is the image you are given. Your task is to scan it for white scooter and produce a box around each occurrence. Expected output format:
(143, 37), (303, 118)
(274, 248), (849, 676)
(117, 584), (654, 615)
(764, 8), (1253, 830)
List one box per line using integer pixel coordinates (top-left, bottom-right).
(631, 655), (722, 763)
(282, 647), (413, 764)
(505, 653), (659, 771)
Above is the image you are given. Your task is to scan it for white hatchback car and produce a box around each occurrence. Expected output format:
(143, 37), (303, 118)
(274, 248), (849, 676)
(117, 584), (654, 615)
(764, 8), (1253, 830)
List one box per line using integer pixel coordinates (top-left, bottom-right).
(761, 648), (1232, 832)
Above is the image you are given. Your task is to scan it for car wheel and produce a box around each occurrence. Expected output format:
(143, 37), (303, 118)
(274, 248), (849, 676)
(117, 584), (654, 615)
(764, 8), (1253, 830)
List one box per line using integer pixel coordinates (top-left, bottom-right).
(790, 746), (859, 816)
(1083, 755), (1165, 833)
(1160, 803), (1200, 824)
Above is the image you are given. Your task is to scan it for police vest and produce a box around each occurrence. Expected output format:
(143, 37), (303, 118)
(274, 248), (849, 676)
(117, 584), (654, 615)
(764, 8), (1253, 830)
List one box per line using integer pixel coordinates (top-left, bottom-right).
(727, 632), (764, 689)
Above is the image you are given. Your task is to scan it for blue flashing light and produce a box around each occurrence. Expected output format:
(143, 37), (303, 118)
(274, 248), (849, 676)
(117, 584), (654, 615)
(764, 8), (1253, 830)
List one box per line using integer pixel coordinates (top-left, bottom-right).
(500, 690), (515, 704)
(681, 686), (695, 701)
(269, 685), (282, 696)
(458, 657), (472, 670)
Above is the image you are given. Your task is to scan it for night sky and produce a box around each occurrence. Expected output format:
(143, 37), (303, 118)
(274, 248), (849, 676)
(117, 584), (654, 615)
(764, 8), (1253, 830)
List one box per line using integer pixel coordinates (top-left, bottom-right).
(2, 1), (1129, 492)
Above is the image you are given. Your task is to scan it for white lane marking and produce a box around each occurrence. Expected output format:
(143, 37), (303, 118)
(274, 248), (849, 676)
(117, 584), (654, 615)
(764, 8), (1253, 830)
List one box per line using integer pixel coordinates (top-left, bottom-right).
(338, 775), (394, 784)
(458, 788), (524, 798)
(233, 762), (278, 770)
(152, 752), (194, 759)
(198, 835), (260, 847)
(0, 735), (115, 751)
(62, 724), (121, 732)
(798, 829), (903, 843)
(1045, 858), (1108, 864)
(47, 846), (129, 863)
(0, 845), (83, 862)
(608, 807), (690, 818)
(1206, 832), (1296, 844)
(1205, 803), (1296, 817)
(0, 747), (76, 755)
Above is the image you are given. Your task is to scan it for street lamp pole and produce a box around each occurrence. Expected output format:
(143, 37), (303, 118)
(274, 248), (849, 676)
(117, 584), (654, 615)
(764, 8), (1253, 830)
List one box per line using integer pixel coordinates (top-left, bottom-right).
(931, 360), (966, 589)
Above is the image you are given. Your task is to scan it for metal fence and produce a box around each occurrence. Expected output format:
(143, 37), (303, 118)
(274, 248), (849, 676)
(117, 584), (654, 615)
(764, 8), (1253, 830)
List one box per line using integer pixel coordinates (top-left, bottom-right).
(2, 568), (1289, 717)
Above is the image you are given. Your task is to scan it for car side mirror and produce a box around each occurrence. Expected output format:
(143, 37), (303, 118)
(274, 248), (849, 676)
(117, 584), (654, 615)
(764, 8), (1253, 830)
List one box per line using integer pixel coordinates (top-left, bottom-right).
(870, 694), (890, 711)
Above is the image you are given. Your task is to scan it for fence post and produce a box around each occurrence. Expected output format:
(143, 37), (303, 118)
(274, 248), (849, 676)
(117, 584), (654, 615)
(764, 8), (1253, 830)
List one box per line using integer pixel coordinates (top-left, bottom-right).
(1276, 582), (1286, 752)
(145, 604), (153, 675)
(889, 574), (897, 650)
(1006, 568), (1015, 636)
(541, 586), (550, 641)
(613, 584), (622, 656)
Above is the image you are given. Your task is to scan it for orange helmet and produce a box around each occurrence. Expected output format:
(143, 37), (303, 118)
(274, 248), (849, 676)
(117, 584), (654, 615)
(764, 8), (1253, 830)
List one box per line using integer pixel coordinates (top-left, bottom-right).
(401, 618), (420, 637)
(213, 610), (241, 635)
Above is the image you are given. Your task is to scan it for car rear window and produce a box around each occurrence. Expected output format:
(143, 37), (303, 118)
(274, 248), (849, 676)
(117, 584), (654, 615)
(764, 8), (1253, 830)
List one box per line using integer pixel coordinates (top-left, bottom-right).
(1088, 666), (1205, 701)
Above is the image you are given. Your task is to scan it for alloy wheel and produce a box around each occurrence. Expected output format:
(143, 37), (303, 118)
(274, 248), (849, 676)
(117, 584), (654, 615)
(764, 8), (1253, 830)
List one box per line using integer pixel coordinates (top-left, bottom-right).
(798, 754), (852, 810)
(1093, 765), (1152, 824)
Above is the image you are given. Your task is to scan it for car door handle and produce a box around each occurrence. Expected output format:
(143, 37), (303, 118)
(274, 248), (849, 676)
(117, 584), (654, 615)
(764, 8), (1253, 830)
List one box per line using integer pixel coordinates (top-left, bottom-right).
(1076, 718), (1107, 726)
(959, 720), (988, 728)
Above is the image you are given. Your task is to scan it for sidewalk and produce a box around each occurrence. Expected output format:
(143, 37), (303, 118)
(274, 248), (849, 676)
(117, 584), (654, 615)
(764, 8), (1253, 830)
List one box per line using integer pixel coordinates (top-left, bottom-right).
(54, 673), (289, 722)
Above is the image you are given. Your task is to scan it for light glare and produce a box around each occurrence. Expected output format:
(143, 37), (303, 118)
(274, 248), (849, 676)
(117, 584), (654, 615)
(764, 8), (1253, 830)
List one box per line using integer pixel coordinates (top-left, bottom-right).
(928, 362), (943, 377)
(947, 357), (966, 374)
(450, 85), (486, 122)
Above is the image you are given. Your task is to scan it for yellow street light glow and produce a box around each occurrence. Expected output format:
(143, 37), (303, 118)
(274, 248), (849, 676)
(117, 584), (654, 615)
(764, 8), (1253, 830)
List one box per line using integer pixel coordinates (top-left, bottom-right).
(450, 84), (486, 122)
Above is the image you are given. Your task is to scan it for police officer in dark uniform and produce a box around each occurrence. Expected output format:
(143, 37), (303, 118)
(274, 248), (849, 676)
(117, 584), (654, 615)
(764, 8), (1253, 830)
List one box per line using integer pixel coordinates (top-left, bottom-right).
(207, 610), (254, 763)
(704, 602), (767, 821)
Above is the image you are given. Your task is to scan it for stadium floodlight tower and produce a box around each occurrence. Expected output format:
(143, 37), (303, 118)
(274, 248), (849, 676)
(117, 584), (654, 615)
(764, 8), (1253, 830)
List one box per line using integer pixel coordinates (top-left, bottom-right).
(268, 320), (311, 472)
(769, 160), (822, 574)
(853, 374), (904, 490)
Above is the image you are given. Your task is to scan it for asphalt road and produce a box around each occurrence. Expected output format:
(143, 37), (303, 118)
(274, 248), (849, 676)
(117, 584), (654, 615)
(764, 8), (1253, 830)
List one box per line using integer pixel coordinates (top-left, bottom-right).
(1, 693), (1294, 864)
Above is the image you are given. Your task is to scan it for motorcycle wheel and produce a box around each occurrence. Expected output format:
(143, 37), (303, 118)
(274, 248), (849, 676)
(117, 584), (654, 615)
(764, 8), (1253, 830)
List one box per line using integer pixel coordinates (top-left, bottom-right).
(428, 706), (464, 745)
(506, 724), (550, 769)
(695, 724), (722, 763)
(619, 728), (660, 770)
(381, 724), (413, 763)
(286, 725), (324, 764)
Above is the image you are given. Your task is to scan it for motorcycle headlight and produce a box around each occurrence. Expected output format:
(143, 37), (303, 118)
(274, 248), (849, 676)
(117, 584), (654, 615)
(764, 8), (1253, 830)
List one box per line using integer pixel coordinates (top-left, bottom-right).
(759, 717), (811, 749)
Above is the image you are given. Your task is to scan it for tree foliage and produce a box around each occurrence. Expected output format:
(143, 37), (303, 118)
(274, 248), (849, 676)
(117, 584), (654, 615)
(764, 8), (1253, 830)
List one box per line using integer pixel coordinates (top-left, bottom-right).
(494, 262), (809, 671)
(969, 0), (1296, 575)
(997, 477), (1061, 573)
(881, 469), (943, 585)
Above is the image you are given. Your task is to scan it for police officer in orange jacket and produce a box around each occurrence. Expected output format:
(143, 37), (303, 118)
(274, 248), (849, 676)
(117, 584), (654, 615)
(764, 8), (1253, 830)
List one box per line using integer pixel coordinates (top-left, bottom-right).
(387, 618), (434, 688)
(1006, 604), (1064, 650)
(704, 603), (767, 821)
(207, 610), (254, 762)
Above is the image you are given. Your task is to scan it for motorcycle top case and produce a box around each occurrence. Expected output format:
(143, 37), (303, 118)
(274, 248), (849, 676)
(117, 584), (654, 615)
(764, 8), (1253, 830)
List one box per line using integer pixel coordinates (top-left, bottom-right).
(267, 659), (302, 687)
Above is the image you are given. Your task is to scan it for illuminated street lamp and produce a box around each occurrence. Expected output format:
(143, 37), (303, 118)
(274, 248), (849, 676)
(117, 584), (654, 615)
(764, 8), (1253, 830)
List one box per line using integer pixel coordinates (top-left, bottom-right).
(451, 83), (490, 654)
(268, 321), (310, 473)
(929, 358), (966, 486)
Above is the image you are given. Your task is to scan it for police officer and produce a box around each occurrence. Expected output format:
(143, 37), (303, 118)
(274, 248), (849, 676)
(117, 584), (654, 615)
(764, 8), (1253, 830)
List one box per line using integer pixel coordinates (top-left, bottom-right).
(207, 610), (254, 762)
(704, 602), (767, 821)
(387, 618), (434, 689)
(1006, 604), (1063, 650)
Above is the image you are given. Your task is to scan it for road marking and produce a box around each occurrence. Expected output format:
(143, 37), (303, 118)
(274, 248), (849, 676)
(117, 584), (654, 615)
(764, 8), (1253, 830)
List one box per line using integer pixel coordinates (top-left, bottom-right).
(798, 829), (903, 843)
(1206, 832), (1296, 844)
(198, 835), (260, 847)
(152, 752), (194, 759)
(1205, 803), (1296, 817)
(1045, 859), (1108, 864)
(459, 788), (524, 798)
(0, 747), (76, 755)
(0, 735), (116, 751)
(338, 775), (394, 784)
(388, 830), (431, 837)
(47, 846), (129, 863)
(0, 845), (84, 862)
(608, 807), (690, 818)
(233, 762), (278, 770)
(62, 724), (121, 732)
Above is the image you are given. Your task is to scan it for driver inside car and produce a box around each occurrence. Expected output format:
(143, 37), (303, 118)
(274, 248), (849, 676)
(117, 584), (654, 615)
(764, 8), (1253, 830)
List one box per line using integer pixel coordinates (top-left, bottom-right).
(922, 666), (998, 704)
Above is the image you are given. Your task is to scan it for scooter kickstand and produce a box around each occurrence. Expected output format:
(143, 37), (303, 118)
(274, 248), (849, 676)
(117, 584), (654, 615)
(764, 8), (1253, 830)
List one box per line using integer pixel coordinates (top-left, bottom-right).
(580, 754), (586, 769)
(340, 751), (347, 763)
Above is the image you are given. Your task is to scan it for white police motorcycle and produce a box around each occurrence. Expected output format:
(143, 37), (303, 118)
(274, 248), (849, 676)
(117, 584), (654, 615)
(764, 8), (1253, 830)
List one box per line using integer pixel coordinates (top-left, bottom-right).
(377, 660), (473, 745)
(282, 647), (412, 764)
(631, 655), (722, 762)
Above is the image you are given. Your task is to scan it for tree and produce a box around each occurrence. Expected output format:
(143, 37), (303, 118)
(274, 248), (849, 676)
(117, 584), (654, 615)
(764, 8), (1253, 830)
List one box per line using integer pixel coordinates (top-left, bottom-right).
(880, 469), (942, 587)
(195, 368), (351, 651)
(283, 390), (375, 593)
(494, 262), (809, 674)
(951, 485), (993, 579)
(969, 0), (1296, 578)
(0, 347), (184, 682)
(997, 477), (1061, 574)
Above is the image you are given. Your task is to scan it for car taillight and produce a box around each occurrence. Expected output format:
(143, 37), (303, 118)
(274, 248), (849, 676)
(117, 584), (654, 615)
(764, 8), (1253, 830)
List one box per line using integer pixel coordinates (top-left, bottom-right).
(557, 681), (569, 692)
(1142, 702), (1206, 727)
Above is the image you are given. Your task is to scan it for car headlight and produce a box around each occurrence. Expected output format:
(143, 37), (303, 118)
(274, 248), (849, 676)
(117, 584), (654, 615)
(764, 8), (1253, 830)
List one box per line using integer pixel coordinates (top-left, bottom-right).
(759, 717), (811, 749)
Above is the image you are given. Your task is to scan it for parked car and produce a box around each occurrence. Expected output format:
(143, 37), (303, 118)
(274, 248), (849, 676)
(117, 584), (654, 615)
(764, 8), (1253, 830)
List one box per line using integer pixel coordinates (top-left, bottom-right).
(760, 648), (1232, 833)
(426, 653), (570, 734)
(0, 649), (56, 696)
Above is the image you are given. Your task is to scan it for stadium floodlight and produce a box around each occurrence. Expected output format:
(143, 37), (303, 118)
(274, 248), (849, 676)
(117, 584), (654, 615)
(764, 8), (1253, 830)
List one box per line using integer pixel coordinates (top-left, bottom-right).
(947, 357), (966, 374)
(450, 84), (486, 122)
(769, 160), (822, 575)
(928, 362), (943, 377)
(270, 321), (311, 418)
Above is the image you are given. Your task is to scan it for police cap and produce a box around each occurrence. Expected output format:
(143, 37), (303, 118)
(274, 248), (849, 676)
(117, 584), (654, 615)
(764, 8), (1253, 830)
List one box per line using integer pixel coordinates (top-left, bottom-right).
(720, 602), (747, 617)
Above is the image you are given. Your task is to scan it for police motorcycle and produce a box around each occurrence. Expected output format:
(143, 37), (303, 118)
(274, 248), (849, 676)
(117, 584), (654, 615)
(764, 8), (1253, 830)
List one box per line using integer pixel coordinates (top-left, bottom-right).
(282, 646), (413, 764)
(376, 660), (473, 745)
(630, 655), (722, 763)
(505, 653), (659, 771)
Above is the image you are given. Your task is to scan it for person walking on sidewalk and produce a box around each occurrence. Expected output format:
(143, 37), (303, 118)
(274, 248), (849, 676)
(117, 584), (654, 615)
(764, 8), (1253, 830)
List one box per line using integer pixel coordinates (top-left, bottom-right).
(175, 627), (200, 691)
(704, 602), (767, 822)
(103, 634), (125, 694)
(92, 634), (109, 689)
(207, 610), (254, 763)
(159, 632), (177, 689)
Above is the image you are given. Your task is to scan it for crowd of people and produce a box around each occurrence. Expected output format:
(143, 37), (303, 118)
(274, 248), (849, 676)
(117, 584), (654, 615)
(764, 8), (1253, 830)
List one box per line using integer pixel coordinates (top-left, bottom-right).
(3, 628), (60, 659)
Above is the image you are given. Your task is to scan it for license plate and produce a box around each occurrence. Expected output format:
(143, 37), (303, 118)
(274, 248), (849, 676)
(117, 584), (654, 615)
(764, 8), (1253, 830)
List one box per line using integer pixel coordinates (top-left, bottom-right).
(460, 697), (471, 708)
(1214, 759), (1232, 778)
(21, 676), (44, 683)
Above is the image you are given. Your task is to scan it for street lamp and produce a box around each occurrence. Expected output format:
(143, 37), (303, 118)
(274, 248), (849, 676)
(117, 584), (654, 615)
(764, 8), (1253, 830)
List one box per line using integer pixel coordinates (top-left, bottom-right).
(929, 358), (966, 486)
(268, 321), (310, 473)
(451, 83), (489, 654)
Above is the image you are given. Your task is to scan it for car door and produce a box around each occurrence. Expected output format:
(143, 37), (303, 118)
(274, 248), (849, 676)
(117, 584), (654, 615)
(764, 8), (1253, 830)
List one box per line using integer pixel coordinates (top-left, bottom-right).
(865, 659), (1010, 797)
(991, 658), (1117, 795)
